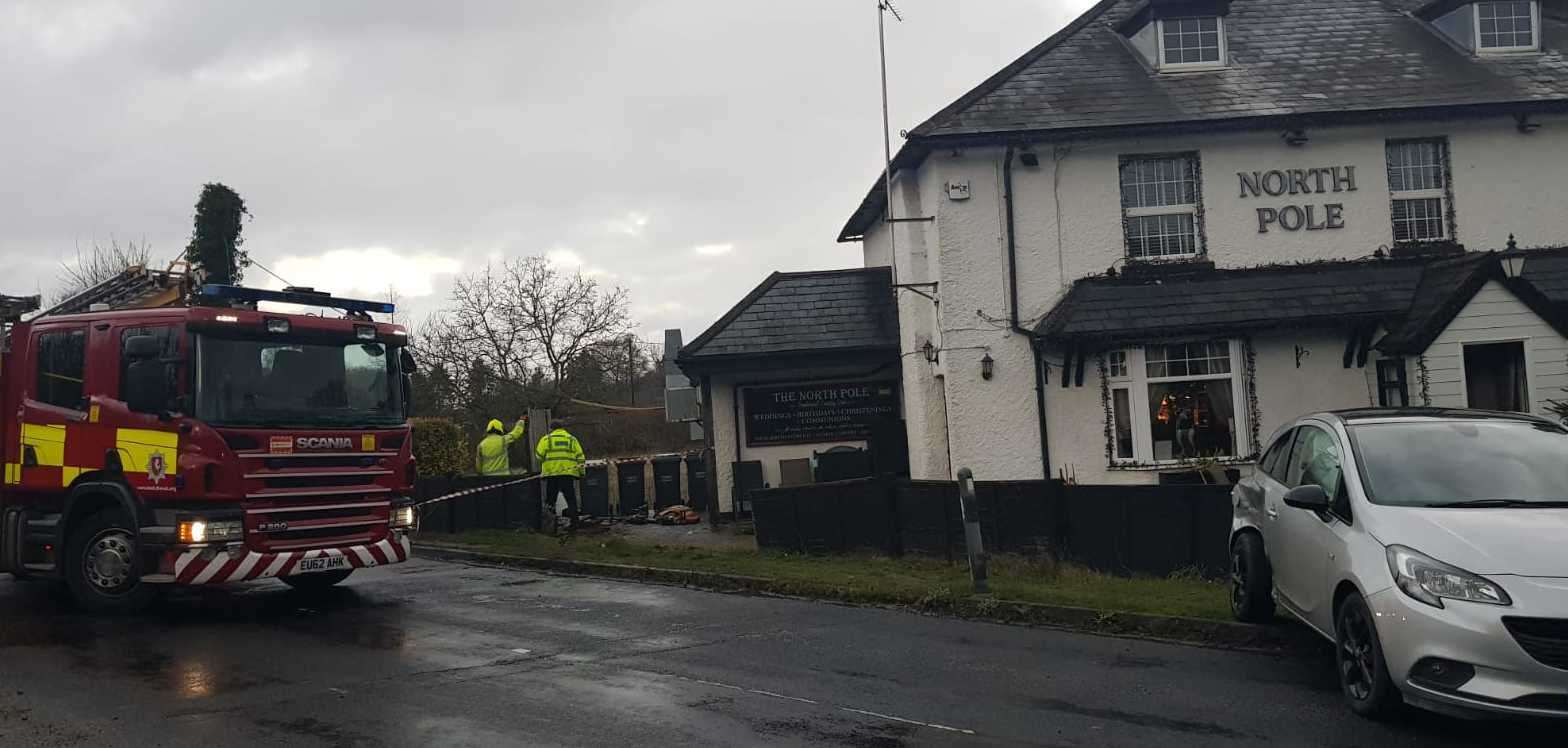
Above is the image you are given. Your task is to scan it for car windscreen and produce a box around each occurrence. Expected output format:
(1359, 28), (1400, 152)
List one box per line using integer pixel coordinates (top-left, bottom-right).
(193, 334), (403, 428)
(1349, 419), (1568, 506)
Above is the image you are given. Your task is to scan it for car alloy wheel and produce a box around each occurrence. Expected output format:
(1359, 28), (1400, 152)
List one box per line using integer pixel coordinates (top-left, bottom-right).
(1339, 603), (1376, 701)
(1334, 592), (1400, 718)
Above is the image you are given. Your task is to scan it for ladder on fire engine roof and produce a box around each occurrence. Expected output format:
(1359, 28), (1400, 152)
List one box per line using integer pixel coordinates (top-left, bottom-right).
(36, 263), (188, 319)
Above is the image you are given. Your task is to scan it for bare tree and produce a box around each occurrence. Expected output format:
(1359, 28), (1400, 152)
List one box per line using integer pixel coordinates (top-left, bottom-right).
(506, 257), (632, 385)
(56, 237), (155, 301)
(409, 255), (633, 413)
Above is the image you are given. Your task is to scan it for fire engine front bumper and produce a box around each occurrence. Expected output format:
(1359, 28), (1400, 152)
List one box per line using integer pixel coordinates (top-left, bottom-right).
(142, 533), (412, 585)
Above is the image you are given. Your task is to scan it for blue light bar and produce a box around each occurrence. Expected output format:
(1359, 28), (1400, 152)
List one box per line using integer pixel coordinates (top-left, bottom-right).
(199, 285), (396, 315)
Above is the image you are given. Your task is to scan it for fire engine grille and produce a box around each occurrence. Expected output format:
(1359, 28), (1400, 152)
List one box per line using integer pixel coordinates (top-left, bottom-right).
(261, 474), (379, 490)
(1503, 617), (1568, 670)
(248, 501), (387, 552)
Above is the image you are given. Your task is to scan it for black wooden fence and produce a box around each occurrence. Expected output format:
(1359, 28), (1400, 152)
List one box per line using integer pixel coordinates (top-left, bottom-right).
(750, 478), (1232, 578)
(414, 476), (542, 535)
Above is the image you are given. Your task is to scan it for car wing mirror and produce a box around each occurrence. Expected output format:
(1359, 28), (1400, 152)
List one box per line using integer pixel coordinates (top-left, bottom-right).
(1283, 484), (1331, 512)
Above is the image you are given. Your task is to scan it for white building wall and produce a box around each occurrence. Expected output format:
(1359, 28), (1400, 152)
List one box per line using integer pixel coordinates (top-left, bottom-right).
(1421, 281), (1568, 414)
(879, 114), (1568, 485)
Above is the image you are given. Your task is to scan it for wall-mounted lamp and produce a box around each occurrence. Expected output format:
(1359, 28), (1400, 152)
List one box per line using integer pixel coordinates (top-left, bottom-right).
(981, 352), (995, 380)
(1282, 129), (1309, 147)
(1516, 114), (1541, 134)
(1501, 235), (1528, 279)
(921, 340), (939, 363)
(1018, 148), (1040, 168)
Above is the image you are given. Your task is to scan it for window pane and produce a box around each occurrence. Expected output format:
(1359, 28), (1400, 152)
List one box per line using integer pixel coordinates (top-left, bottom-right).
(120, 326), (179, 400)
(36, 330), (87, 410)
(1386, 140), (1445, 193)
(1121, 156), (1197, 209)
(1146, 341), (1230, 378)
(1163, 16), (1222, 64)
(1478, 1), (1535, 49)
(1108, 350), (1129, 379)
(1149, 379), (1237, 461)
(1113, 388), (1134, 460)
(1392, 198), (1446, 242)
(1126, 212), (1198, 259)
(1284, 427), (1343, 503)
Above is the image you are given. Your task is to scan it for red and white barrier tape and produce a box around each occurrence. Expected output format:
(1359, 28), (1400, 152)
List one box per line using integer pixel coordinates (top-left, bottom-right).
(415, 476), (539, 512)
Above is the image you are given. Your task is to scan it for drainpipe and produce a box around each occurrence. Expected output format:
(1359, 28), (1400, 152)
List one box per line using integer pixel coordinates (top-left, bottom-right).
(1003, 143), (1053, 480)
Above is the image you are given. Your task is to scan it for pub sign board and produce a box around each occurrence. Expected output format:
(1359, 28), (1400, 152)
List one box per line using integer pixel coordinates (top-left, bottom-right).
(744, 381), (900, 447)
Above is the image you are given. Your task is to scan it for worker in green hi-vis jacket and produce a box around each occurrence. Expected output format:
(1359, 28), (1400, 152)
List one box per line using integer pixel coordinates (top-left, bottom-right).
(475, 417), (527, 476)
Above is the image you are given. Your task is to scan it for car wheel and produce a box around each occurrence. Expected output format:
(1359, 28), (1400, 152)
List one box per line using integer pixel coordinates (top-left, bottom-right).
(64, 510), (155, 614)
(1335, 592), (1401, 719)
(281, 570), (353, 591)
(1229, 533), (1275, 623)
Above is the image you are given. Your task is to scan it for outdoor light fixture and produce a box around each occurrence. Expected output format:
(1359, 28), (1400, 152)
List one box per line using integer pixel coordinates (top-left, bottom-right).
(1502, 252), (1528, 280)
(921, 340), (938, 363)
(981, 352), (995, 380)
(1018, 148), (1040, 168)
(1282, 129), (1309, 146)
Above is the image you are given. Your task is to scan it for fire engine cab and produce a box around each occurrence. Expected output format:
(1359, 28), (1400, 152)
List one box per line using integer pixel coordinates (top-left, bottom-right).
(0, 281), (418, 612)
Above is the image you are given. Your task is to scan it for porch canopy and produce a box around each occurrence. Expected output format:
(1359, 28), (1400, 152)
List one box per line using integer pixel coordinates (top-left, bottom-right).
(1038, 249), (1568, 356)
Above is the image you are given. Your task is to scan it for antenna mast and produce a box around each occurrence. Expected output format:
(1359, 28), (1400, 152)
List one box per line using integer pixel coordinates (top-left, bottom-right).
(878, 1), (903, 284)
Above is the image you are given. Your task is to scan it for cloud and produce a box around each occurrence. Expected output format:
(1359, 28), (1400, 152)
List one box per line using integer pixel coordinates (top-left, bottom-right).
(547, 247), (613, 279)
(270, 247), (461, 299)
(605, 211), (651, 237)
(692, 243), (733, 257)
(194, 48), (312, 86)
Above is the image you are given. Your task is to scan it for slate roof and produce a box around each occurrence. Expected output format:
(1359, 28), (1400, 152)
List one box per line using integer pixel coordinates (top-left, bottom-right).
(1039, 258), (1429, 342)
(677, 267), (898, 367)
(1040, 247), (1568, 351)
(841, 0), (1568, 240)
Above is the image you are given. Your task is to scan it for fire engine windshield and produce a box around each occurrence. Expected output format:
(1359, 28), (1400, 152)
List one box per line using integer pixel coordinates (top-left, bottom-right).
(193, 334), (405, 427)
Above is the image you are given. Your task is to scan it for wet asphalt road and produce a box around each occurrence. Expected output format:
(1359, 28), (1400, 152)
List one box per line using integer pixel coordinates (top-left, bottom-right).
(0, 558), (1561, 747)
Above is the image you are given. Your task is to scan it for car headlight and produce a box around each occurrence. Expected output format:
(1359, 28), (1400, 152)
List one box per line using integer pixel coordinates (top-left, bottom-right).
(1386, 545), (1511, 608)
(177, 519), (244, 544)
(389, 505), (417, 530)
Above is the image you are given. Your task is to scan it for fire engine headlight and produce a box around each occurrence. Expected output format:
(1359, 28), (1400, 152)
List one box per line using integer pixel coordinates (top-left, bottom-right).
(389, 506), (417, 530)
(177, 519), (243, 544)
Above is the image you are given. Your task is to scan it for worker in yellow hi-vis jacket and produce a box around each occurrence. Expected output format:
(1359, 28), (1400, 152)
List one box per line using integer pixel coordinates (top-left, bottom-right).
(475, 417), (527, 476)
(535, 419), (586, 528)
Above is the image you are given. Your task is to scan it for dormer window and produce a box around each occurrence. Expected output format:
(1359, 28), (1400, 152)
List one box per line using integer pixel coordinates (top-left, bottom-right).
(1160, 17), (1229, 68)
(1119, 1), (1231, 72)
(1160, 17), (1226, 69)
(1476, 1), (1539, 52)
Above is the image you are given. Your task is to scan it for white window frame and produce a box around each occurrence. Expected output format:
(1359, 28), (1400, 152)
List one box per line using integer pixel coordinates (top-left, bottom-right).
(1386, 138), (1451, 243)
(1105, 341), (1250, 467)
(1156, 16), (1227, 72)
(1120, 153), (1204, 261)
(1474, 1), (1540, 54)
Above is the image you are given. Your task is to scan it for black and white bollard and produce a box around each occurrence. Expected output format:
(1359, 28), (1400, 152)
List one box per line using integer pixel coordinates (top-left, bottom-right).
(956, 468), (989, 594)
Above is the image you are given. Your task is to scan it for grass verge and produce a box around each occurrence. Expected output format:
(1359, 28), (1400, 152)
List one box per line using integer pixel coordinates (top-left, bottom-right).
(430, 529), (1231, 622)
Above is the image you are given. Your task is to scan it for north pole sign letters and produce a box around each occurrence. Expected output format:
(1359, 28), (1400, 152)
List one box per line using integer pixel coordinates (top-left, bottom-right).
(1239, 166), (1358, 234)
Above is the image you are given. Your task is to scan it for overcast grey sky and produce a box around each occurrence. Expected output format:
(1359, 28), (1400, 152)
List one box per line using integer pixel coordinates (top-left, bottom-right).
(2, 0), (1095, 342)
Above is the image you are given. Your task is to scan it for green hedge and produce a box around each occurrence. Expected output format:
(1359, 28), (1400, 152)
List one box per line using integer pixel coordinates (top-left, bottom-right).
(412, 417), (468, 477)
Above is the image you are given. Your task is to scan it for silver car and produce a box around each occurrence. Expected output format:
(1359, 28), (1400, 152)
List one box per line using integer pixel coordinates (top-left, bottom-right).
(1230, 409), (1568, 720)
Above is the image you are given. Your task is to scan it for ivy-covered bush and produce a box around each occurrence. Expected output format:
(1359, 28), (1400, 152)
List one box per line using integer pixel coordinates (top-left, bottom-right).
(411, 417), (468, 477)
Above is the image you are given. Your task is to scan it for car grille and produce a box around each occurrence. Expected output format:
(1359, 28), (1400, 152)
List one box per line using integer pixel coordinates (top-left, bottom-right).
(1503, 617), (1568, 670)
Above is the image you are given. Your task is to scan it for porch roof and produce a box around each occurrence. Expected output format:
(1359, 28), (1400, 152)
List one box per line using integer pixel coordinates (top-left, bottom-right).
(1039, 248), (1568, 352)
(676, 267), (899, 373)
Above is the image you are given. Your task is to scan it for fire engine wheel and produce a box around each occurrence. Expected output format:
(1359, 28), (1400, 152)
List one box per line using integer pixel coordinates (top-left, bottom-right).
(65, 510), (154, 614)
(281, 570), (353, 591)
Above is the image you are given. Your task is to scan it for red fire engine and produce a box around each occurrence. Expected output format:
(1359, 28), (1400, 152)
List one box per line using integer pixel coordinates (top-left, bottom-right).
(0, 281), (418, 612)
